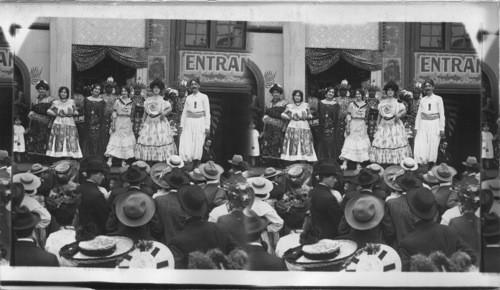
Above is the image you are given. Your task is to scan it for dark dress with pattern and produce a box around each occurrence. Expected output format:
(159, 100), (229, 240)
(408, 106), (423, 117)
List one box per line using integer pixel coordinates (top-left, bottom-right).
(317, 100), (341, 160)
(101, 94), (117, 148)
(337, 96), (354, 152)
(26, 96), (54, 155)
(131, 94), (145, 139)
(366, 97), (380, 142)
(261, 99), (288, 159)
(82, 98), (106, 156)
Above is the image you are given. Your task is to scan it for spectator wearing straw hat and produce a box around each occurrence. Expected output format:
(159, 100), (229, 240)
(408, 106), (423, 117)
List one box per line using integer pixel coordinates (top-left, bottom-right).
(12, 206), (59, 267)
(247, 177), (284, 234)
(169, 185), (239, 269)
(261, 167), (285, 201)
(198, 161), (225, 211)
(337, 194), (386, 248)
(397, 187), (475, 271)
(112, 191), (159, 243)
(482, 177), (500, 216)
(430, 163), (457, 220)
(244, 214), (288, 271)
(341, 168), (386, 209)
(152, 166), (191, 245)
(132, 160), (157, 192)
(29, 163), (51, 197)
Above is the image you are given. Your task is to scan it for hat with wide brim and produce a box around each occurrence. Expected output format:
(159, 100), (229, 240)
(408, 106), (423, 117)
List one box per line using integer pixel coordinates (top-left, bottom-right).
(116, 191), (156, 227)
(431, 163), (457, 182)
(313, 159), (341, 176)
(13, 173), (41, 191)
(118, 240), (175, 269)
(121, 166), (148, 183)
(383, 165), (405, 192)
(462, 156), (479, 168)
(261, 167), (283, 179)
(198, 161), (224, 180)
(482, 178), (500, 198)
(12, 163), (33, 174)
(352, 169), (380, 186)
(395, 171), (423, 191)
(406, 187), (437, 220)
(68, 236), (134, 265)
(287, 239), (358, 270)
(177, 185), (208, 217)
(366, 164), (384, 177)
(166, 155), (185, 169)
(400, 157), (418, 171)
(132, 161), (150, 173)
(344, 194), (385, 230)
(164, 168), (191, 189)
(150, 163), (172, 189)
(12, 206), (41, 230)
(189, 168), (207, 182)
(243, 214), (268, 235)
(247, 177), (273, 200)
(341, 244), (401, 272)
(29, 163), (49, 175)
(423, 170), (439, 185)
(228, 154), (244, 165)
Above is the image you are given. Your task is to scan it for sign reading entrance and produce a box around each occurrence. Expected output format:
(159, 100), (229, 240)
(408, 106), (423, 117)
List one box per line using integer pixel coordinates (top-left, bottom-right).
(180, 50), (251, 84)
(0, 47), (13, 82)
(415, 52), (481, 86)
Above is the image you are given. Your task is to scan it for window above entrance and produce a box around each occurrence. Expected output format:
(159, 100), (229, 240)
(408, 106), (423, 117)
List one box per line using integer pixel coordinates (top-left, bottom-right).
(181, 20), (247, 51)
(416, 23), (474, 52)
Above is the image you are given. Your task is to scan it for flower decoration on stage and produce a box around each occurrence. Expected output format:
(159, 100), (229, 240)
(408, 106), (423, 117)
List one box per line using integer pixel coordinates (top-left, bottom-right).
(366, 80), (381, 92)
(336, 79), (351, 91)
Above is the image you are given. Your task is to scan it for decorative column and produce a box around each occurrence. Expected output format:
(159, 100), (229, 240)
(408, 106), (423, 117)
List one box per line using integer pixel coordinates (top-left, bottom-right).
(50, 18), (73, 93)
(283, 22), (305, 101)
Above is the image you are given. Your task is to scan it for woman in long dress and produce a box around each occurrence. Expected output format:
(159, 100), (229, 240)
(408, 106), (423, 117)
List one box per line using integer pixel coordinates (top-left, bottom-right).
(135, 79), (177, 162)
(26, 80), (54, 157)
(105, 86), (136, 167)
(46, 86), (83, 158)
(280, 90), (317, 162)
(178, 77), (210, 165)
(130, 82), (146, 139)
(261, 84), (288, 162)
(100, 77), (118, 149)
(369, 81), (412, 165)
(82, 84), (106, 156)
(317, 86), (341, 161)
(339, 88), (371, 169)
(365, 83), (381, 142)
(336, 80), (354, 153)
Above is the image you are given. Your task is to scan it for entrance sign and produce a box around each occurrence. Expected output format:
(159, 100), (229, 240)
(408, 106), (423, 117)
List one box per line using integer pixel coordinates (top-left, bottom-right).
(414, 52), (481, 86)
(0, 47), (13, 82)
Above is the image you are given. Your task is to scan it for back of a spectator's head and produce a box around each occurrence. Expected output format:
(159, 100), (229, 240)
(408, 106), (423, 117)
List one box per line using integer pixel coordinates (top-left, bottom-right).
(481, 189), (494, 214)
(53, 205), (77, 226)
(10, 182), (25, 209)
(12, 206), (40, 238)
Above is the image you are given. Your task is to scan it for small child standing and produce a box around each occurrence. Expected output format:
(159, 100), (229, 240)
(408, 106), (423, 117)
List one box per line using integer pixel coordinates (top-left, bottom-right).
(248, 120), (260, 167)
(13, 116), (26, 163)
(482, 122), (494, 169)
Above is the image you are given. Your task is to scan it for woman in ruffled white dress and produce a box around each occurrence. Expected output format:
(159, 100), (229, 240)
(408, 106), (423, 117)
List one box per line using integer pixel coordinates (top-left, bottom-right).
(340, 88), (371, 169)
(105, 86), (136, 167)
(370, 81), (412, 165)
(135, 79), (177, 162)
(46, 86), (83, 158)
(179, 78), (211, 165)
(280, 90), (317, 162)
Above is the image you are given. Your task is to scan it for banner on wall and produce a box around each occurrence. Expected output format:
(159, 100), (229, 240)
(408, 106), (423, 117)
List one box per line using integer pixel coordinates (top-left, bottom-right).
(179, 50), (252, 84)
(414, 52), (481, 86)
(0, 47), (13, 83)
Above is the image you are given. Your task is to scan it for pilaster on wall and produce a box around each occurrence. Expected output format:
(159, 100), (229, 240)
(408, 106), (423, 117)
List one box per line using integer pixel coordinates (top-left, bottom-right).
(283, 22), (305, 101)
(50, 18), (73, 94)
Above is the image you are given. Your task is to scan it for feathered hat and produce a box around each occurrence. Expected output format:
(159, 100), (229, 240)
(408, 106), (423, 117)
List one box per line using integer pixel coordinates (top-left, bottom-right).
(131, 82), (146, 90)
(412, 81), (424, 93)
(35, 80), (49, 91)
(365, 80), (381, 92)
(336, 79), (351, 91)
(102, 76), (117, 88)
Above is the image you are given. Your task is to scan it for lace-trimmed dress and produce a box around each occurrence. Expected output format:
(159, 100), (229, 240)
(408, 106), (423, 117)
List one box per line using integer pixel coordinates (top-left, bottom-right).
(261, 99), (288, 160)
(135, 95), (177, 162)
(280, 102), (317, 162)
(105, 98), (136, 160)
(46, 99), (83, 158)
(370, 98), (412, 164)
(339, 101), (371, 163)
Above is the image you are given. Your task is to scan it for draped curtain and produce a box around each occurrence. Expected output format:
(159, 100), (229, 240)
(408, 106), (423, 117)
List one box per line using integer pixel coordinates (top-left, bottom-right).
(306, 48), (382, 74)
(72, 45), (148, 71)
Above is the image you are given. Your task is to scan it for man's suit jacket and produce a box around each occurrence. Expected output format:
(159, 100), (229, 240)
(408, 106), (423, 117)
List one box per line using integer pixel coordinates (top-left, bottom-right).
(168, 218), (239, 269)
(309, 184), (342, 239)
(201, 146), (215, 163)
(154, 190), (190, 245)
(77, 180), (109, 235)
(398, 220), (476, 271)
(436, 149), (453, 167)
(448, 213), (481, 265)
(217, 211), (248, 247)
(203, 182), (226, 211)
(13, 240), (59, 267)
(246, 244), (288, 271)
(386, 194), (418, 246)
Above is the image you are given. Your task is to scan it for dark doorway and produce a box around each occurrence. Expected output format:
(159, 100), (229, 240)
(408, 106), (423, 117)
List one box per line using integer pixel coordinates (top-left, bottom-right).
(72, 56), (137, 91)
(208, 92), (250, 171)
(0, 86), (12, 152)
(306, 57), (371, 98)
(441, 93), (481, 172)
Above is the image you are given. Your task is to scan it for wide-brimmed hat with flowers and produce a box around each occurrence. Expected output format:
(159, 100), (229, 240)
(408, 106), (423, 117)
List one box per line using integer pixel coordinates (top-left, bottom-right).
(383, 165), (405, 192)
(336, 79), (351, 91)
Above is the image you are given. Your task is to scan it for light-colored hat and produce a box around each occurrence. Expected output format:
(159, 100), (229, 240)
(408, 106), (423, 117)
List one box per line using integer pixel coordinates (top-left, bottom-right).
(198, 161), (223, 180)
(29, 163), (49, 175)
(247, 177), (273, 200)
(462, 156), (479, 168)
(118, 240), (175, 269)
(366, 164), (384, 176)
(431, 163), (457, 182)
(166, 155), (185, 169)
(383, 165), (404, 192)
(150, 163), (172, 189)
(400, 157), (418, 171)
(13, 173), (41, 191)
(116, 191), (156, 227)
(423, 170), (439, 185)
(342, 244), (401, 272)
(288, 165), (304, 178)
(132, 161), (150, 173)
(482, 177), (500, 198)
(261, 167), (283, 179)
(228, 154), (244, 165)
(345, 194), (385, 230)
(189, 168), (206, 182)
(55, 162), (71, 174)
